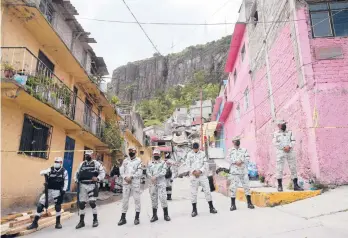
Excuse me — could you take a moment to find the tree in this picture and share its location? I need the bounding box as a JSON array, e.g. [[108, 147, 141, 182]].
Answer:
[[102, 120, 124, 163]]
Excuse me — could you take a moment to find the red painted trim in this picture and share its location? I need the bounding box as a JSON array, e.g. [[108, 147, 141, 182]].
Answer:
[[224, 23, 246, 73], [217, 101, 233, 128], [211, 96, 223, 121]]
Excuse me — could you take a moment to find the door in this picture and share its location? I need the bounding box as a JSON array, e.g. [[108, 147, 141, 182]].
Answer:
[[63, 136, 75, 191], [37, 50, 55, 77], [84, 99, 92, 129]]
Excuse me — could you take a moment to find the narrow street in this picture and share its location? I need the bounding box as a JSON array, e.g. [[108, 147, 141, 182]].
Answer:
[[25, 178, 348, 238]]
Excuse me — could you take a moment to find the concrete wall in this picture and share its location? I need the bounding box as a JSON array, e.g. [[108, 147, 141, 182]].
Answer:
[[1, 9, 111, 209], [223, 0, 348, 186]]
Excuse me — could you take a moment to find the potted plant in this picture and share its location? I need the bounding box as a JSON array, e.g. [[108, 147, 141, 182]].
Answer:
[[3, 62, 15, 78]]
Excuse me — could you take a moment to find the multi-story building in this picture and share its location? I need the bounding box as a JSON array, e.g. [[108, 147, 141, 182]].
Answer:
[[1, 0, 122, 209], [213, 0, 348, 187], [190, 100, 213, 123]]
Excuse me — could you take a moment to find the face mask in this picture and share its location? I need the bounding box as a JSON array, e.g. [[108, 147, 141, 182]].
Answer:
[[85, 155, 92, 161], [54, 162, 61, 169], [281, 124, 286, 131], [154, 156, 160, 160], [234, 141, 240, 147], [129, 152, 135, 158]]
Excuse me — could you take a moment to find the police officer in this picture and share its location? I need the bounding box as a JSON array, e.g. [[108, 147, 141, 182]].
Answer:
[[75, 150, 105, 229], [228, 136, 255, 211], [118, 147, 143, 226], [147, 149, 171, 222], [273, 120, 304, 192], [164, 152, 174, 200], [186, 142, 217, 217], [27, 157, 68, 230]]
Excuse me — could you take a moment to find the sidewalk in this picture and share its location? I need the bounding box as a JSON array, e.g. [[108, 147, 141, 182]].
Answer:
[[23, 177, 348, 238]]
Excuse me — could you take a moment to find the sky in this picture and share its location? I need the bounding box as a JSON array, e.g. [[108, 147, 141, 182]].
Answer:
[[70, 0, 243, 79]]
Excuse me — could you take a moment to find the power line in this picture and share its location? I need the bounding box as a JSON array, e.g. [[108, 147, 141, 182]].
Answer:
[[77, 17, 329, 26], [121, 0, 161, 55]]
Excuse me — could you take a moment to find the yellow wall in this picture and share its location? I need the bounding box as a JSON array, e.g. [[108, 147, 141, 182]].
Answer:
[[1, 9, 111, 209]]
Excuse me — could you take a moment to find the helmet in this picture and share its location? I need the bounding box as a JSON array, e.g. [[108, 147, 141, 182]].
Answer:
[[153, 149, 161, 156]]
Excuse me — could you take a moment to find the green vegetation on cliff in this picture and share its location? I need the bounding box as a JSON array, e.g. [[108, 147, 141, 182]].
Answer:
[[136, 70, 220, 127]]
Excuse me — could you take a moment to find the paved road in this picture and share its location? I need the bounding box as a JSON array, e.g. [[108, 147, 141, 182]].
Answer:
[[27, 178, 348, 238]]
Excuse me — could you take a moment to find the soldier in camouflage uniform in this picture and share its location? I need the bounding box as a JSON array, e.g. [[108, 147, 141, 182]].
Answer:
[[147, 149, 171, 222], [227, 136, 255, 211], [118, 147, 143, 226], [186, 142, 217, 217], [273, 120, 304, 192]]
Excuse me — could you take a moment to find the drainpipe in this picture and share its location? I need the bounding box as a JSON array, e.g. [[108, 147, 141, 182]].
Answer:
[[261, 0, 276, 119]]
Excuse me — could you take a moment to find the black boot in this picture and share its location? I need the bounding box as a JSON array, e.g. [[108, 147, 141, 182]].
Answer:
[[208, 201, 217, 214], [118, 213, 127, 226], [75, 215, 85, 229], [230, 197, 237, 211], [134, 212, 140, 225], [27, 215, 40, 230], [293, 178, 304, 191], [191, 203, 198, 217], [150, 208, 158, 223], [55, 216, 62, 229], [246, 195, 255, 209], [167, 194, 172, 200], [163, 207, 171, 221], [92, 214, 98, 228], [277, 179, 283, 192]]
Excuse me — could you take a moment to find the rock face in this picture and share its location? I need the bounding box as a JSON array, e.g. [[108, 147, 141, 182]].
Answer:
[[108, 36, 231, 103]]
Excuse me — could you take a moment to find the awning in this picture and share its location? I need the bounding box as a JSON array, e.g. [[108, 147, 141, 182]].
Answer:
[[217, 101, 233, 129], [225, 23, 246, 73], [203, 122, 218, 139]]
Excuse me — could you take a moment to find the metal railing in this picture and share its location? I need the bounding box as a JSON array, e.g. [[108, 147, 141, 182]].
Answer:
[[1, 47, 105, 140]]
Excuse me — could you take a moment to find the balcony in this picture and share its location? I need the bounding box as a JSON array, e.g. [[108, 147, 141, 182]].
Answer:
[[1, 47, 105, 141]]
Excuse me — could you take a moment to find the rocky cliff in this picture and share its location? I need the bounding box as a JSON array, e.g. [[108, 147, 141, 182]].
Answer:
[[108, 35, 231, 103]]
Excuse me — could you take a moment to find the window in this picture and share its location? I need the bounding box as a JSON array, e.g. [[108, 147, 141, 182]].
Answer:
[[37, 50, 55, 77], [233, 70, 237, 85], [19, 115, 52, 159], [241, 44, 246, 62], [39, 0, 54, 24], [235, 104, 241, 123], [253, 10, 259, 26], [244, 88, 250, 110], [309, 2, 348, 37]]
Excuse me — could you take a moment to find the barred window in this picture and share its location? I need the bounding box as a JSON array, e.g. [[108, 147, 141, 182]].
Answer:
[[309, 2, 348, 37], [18, 115, 52, 159]]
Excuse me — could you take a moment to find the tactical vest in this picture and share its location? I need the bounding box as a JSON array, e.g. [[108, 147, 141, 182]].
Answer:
[[48, 167, 65, 190], [78, 161, 99, 181]]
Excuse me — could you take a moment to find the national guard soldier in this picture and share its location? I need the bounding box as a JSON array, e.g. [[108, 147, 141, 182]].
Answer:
[[75, 150, 105, 229], [118, 147, 143, 226], [147, 149, 171, 222], [273, 120, 304, 192], [228, 136, 255, 211], [187, 142, 217, 217], [27, 157, 68, 230]]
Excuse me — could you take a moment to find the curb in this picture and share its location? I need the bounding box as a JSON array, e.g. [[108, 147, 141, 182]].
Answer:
[[213, 175, 322, 207]]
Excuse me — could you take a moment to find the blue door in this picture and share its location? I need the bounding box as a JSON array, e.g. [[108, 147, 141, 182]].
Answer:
[[63, 136, 75, 191]]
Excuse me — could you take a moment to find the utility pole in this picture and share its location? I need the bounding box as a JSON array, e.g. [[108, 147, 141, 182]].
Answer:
[[200, 88, 203, 151]]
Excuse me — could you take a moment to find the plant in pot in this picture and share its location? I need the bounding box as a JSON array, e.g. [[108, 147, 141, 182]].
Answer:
[[3, 62, 15, 78], [57, 86, 72, 115]]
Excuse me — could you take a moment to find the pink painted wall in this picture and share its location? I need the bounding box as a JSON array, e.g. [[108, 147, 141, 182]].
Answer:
[[218, 5, 348, 186], [223, 30, 258, 163]]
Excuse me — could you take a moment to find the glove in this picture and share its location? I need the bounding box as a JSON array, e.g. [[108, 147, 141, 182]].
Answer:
[[40, 168, 50, 176]]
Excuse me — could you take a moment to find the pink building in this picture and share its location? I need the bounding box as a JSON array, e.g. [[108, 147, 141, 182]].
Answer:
[[214, 0, 348, 187]]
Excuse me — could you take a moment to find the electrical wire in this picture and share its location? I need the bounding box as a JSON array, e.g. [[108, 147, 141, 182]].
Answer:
[[122, 0, 161, 55]]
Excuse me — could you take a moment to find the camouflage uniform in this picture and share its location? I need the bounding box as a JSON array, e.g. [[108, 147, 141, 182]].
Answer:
[[227, 147, 251, 197], [120, 157, 143, 213], [272, 129, 297, 179], [186, 150, 212, 203], [147, 160, 168, 209]]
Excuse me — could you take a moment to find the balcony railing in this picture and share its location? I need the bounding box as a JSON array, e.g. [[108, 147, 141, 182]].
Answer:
[[1, 47, 105, 140]]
